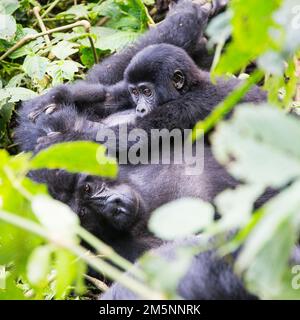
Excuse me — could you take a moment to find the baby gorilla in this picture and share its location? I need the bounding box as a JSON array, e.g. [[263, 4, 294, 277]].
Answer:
[[125, 43, 265, 119], [124, 43, 201, 117]]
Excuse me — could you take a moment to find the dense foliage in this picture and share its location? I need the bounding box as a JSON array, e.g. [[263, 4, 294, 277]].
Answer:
[[1, 0, 300, 300]]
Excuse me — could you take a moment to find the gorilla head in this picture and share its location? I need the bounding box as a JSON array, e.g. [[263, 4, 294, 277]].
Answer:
[[33, 169, 146, 237], [70, 174, 146, 233], [124, 44, 202, 117], [31, 168, 159, 262]]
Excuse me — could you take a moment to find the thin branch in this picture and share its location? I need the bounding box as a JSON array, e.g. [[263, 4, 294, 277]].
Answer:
[[84, 274, 109, 292], [78, 225, 143, 278], [0, 20, 98, 64], [96, 16, 110, 26], [33, 6, 51, 46], [41, 0, 61, 19]]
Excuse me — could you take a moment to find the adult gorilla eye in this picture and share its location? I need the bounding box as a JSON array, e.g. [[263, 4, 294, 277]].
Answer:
[[84, 183, 91, 193], [172, 70, 185, 90], [131, 88, 139, 96], [143, 88, 152, 97], [79, 208, 87, 217]]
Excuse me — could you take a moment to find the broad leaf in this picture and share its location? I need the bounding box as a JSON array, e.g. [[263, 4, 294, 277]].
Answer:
[[0, 14, 16, 40], [149, 198, 214, 240], [30, 141, 118, 178], [23, 54, 50, 80], [212, 104, 300, 188]]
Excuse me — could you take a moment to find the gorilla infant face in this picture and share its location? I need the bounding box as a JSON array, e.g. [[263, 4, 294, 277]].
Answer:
[[70, 174, 143, 233], [128, 82, 158, 117], [125, 44, 193, 117]]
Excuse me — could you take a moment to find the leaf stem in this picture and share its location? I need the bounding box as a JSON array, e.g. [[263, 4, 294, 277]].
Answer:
[[33, 6, 51, 46], [77, 226, 144, 279]]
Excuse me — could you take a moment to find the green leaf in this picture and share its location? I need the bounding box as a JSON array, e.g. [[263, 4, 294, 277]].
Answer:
[[212, 104, 300, 188], [273, 0, 300, 54], [236, 181, 300, 274], [0, 273, 25, 300], [235, 181, 300, 298], [57, 4, 89, 19], [23, 55, 50, 80], [0, 87, 37, 103], [257, 51, 285, 76], [0, 0, 19, 15], [79, 47, 102, 68], [80, 26, 141, 52], [30, 141, 118, 178], [139, 245, 195, 298], [214, 0, 281, 75], [93, 0, 150, 31], [215, 184, 264, 230], [149, 198, 214, 240], [54, 249, 79, 299], [31, 195, 79, 242], [0, 14, 16, 40], [27, 245, 52, 286], [46, 60, 83, 85], [207, 10, 232, 46], [51, 41, 78, 60], [9, 28, 44, 59], [6, 73, 26, 88]]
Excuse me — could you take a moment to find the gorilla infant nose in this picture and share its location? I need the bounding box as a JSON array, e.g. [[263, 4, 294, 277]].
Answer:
[[136, 107, 147, 116]]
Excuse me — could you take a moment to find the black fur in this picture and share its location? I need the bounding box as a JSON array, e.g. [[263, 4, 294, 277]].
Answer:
[[17, 45, 266, 156], [101, 237, 258, 300]]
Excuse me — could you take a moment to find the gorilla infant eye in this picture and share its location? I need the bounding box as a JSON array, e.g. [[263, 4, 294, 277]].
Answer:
[[131, 88, 139, 96], [142, 87, 152, 97]]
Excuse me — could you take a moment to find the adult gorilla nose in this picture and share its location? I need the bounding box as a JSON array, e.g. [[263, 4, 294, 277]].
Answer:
[[107, 194, 128, 212]]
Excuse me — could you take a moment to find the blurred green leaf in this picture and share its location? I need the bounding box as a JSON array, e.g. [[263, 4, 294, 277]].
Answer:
[[212, 104, 300, 188], [149, 198, 214, 240], [0, 0, 19, 15], [0, 14, 16, 40], [214, 0, 281, 75], [54, 249, 79, 299], [27, 245, 52, 287], [30, 141, 118, 178], [215, 184, 264, 230], [57, 4, 89, 19]]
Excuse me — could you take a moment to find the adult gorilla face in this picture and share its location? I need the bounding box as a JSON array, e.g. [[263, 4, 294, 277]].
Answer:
[[70, 174, 144, 233]]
